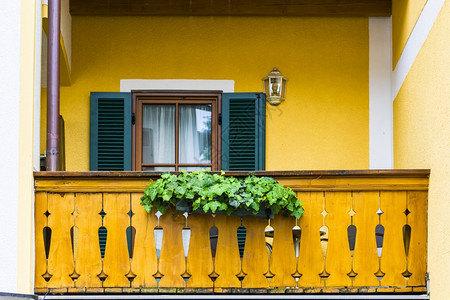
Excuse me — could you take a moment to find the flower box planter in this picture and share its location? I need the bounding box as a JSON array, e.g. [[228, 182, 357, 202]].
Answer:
[[141, 169, 304, 220], [175, 198, 275, 219]]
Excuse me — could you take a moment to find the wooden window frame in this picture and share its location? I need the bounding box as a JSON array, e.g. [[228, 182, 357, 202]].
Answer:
[[132, 91, 221, 171]]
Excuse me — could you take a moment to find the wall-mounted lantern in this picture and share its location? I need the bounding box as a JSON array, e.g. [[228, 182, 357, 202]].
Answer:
[[263, 67, 288, 105]]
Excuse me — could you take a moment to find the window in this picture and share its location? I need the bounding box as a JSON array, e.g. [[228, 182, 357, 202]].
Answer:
[[90, 92, 265, 172], [133, 93, 220, 171]]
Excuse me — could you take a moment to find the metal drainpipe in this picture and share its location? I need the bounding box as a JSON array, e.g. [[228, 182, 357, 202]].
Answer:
[[46, 0, 61, 171]]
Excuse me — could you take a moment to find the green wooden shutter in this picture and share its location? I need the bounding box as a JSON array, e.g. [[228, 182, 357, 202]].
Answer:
[[222, 93, 265, 171], [90, 92, 132, 171]]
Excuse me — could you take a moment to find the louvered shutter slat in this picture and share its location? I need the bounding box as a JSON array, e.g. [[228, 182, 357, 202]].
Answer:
[[90, 92, 132, 171], [222, 93, 265, 171]]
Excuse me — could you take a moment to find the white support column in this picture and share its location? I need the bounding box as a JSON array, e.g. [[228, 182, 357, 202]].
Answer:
[[0, 0, 21, 293], [34, 0, 42, 171], [17, 0, 38, 293], [369, 17, 393, 169]]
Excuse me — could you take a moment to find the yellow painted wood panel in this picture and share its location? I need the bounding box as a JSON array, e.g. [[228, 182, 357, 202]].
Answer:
[[276, 177, 429, 192], [214, 215, 241, 288], [186, 213, 213, 287], [35, 175, 429, 193], [131, 193, 158, 288], [33, 172, 429, 291], [352, 192, 379, 287], [74, 193, 103, 287], [35, 192, 48, 288], [35, 178, 151, 193], [270, 215, 297, 287], [241, 217, 269, 288], [47, 193, 75, 287], [325, 192, 352, 287], [103, 193, 131, 287], [158, 210, 185, 287], [298, 192, 324, 287], [380, 191, 407, 287], [407, 191, 427, 286]]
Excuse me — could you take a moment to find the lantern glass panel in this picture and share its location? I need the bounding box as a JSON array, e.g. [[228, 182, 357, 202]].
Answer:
[[281, 78, 287, 99], [269, 76, 282, 98]]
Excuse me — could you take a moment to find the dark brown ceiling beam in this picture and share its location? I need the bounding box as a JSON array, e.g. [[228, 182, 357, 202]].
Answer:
[[70, 0, 392, 17]]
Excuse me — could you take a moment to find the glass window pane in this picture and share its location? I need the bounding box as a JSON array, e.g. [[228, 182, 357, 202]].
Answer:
[[180, 166, 211, 172], [142, 105, 175, 164], [179, 105, 212, 164], [142, 166, 175, 171]]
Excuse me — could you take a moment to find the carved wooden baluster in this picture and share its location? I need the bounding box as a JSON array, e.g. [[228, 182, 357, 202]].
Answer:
[[264, 219, 275, 287], [125, 200, 137, 285], [236, 217, 247, 286], [291, 218, 302, 288], [319, 193, 330, 286], [181, 212, 192, 286], [402, 192, 412, 282], [374, 192, 386, 284], [69, 195, 80, 285], [347, 192, 358, 284], [42, 200, 53, 283], [153, 211, 164, 288], [41, 191, 53, 283], [97, 195, 108, 284], [208, 214, 220, 289]]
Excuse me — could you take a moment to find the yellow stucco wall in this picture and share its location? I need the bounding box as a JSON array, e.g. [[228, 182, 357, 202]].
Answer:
[[40, 87, 46, 155], [392, 0, 428, 68], [393, 1, 449, 299], [42, 16, 370, 171]]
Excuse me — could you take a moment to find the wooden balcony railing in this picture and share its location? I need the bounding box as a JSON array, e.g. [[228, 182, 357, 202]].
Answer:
[[34, 170, 429, 295]]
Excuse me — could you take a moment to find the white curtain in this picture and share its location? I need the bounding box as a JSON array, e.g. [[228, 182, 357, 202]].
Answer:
[[142, 104, 211, 170], [142, 105, 175, 170], [179, 105, 211, 165]]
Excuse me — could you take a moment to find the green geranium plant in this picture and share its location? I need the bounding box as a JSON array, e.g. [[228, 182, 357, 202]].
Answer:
[[140, 169, 304, 219]]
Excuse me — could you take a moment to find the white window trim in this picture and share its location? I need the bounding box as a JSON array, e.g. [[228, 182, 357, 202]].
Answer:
[[120, 79, 234, 93]]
